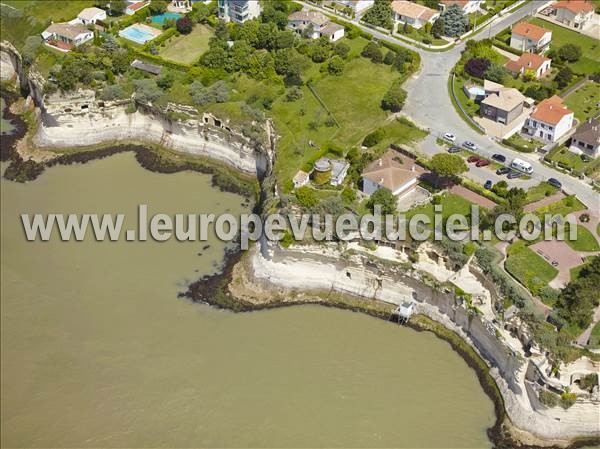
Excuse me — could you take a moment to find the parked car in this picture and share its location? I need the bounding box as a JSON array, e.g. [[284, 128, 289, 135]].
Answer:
[[547, 177, 562, 188], [484, 180, 493, 189], [507, 171, 523, 179], [443, 132, 456, 143], [467, 155, 480, 163], [491, 154, 506, 163], [496, 167, 511, 175], [448, 146, 461, 153], [463, 141, 478, 151], [476, 159, 490, 167]]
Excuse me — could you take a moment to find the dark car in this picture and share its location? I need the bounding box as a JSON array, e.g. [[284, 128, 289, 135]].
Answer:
[[547, 177, 562, 188], [507, 171, 523, 179], [448, 146, 461, 154], [467, 155, 480, 163], [496, 166, 511, 175], [476, 159, 490, 167], [492, 154, 506, 163], [484, 180, 493, 190]]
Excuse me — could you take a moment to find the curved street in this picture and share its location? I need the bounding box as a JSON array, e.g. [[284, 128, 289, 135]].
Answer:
[[300, 1, 599, 210]]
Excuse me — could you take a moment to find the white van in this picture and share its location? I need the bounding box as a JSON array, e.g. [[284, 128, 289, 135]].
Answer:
[[510, 158, 533, 174]]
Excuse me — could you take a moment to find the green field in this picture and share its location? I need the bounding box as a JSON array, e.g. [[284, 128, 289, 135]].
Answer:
[[505, 240, 558, 295], [526, 182, 558, 204], [530, 18, 600, 74], [1, 0, 94, 48], [564, 82, 600, 122], [158, 25, 213, 65], [535, 195, 587, 216], [406, 193, 475, 232], [566, 225, 600, 252]]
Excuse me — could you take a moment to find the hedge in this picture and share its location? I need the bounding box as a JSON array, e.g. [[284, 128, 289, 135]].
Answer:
[[460, 177, 507, 206], [502, 138, 536, 153], [493, 39, 523, 56], [126, 45, 192, 71]]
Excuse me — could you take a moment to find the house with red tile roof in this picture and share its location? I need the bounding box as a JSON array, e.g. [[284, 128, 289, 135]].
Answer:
[[439, 0, 483, 14], [125, 1, 149, 15], [510, 21, 552, 53], [391, 1, 440, 29], [524, 96, 574, 143], [505, 53, 552, 78], [362, 150, 425, 197], [41, 22, 93, 51], [552, 1, 595, 30]]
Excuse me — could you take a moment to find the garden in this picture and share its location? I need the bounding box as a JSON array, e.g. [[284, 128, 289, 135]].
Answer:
[[157, 24, 213, 64], [505, 240, 558, 296]]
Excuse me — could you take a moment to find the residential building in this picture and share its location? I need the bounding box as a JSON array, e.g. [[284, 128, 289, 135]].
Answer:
[[330, 160, 350, 186], [41, 23, 93, 51], [569, 118, 600, 157], [505, 52, 552, 78], [292, 170, 310, 188], [480, 80, 526, 125], [332, 0, 375, 13], [552, 1, 595, 30], [76, 7, 106, 25], [362, 151, 424, 197], [524, 95, 574, 143], [125, 1, 149, 15], [510, 21, 552, 53], [391, 1, 440, 29], [287, 10, 345, 41], [131, 59, 163, 75], [169, 0, 193, 12], [439, 0, 483, 15], [218, 0, 261, 23]]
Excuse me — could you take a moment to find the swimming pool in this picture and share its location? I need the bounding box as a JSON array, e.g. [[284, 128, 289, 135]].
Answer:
[[150, 12, 182, 24], [119, 24, 161, 44]]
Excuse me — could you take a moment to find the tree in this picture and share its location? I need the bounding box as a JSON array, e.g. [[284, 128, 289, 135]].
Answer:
[[440, 4, 468, 37], [555, 66, 573, 89], [362, 128, 385, 147], [133, 79, 163, 104], [189, 80, 230, 105], [464, 57, 491, 78], [524, 85, 553, 101], [431, 18, 444, 38], [423, 0, 439, 8], [327, 56, 344, 75], [522, 68, 536, 82], [275, 30, 295, 49], [341, 187, 357, 204], [484, 64, 509, 83], [361, 41, 383, 63], [362, 0, 393, 30], [381, 80, 407, 112], [157, 70, 174, 89], [285, 86, 303, 102], [558, 43, 582, 63], [333, 42, 350, 59], [555, 256, 600, 329], [22, 35, 41, 66], [109, 0, 126, 15], [383, 50, 396, 65], [367, 187, 396, 215], [295, 186, 318, 208], [149, 0, 168, 14], [430, 153, 467, 178], [100, 84, 126, 101], [176, 16, 193, 34], [505, 187, 527, 217]]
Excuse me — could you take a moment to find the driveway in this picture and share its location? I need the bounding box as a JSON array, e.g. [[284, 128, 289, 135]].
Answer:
[[530, 240, 595, 289]]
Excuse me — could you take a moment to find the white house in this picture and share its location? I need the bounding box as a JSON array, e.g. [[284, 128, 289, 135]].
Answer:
[[504, 52, 552, 78], [330, 160, 350, 186], [361, 151, 424, 197], [287, 10, 345, 41], [41, 23, 94, 51], [439, 0, 483, 15], [217, 0, 261, 23], [332, 0, 375, 13], [552, 0, 595, 30], [524, 96, 574, 143], [510, 21, 552, 53], [292, 170, 310, 188], [391, 0, 440, 30], [76, 7, 106, 25]]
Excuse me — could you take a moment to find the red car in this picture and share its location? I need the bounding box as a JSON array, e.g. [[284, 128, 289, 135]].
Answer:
[[476, 159, 490, 167], [467, 155, 480, 163]]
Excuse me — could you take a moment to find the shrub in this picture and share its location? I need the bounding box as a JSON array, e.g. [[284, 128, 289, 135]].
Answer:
[[381, 80, 407, 112], [560, 389, 577, 409], [465, 58, 491, 78], [285, 86, 303, 102], [295, 186, 318, 208], [333, 42, 350, 59], [555, 66, 573, 89], [383, 50, 396, 65], [538, 389, 559, 408], [327, 55, 344, 75], [100, 84, 126, 101], [579, 373, 598, 392], [341, 187, 356, 204], [558, 44, 582, 63], [361, 41, 383, 63], [363, 128, 385, 147]]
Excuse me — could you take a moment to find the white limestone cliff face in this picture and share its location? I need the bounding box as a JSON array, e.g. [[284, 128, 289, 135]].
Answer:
[[33, 91, 262, 175]]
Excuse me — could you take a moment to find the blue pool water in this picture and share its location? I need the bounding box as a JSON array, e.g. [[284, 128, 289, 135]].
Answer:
[[150, 12, 182, 24], [119, 25, 159, 44]]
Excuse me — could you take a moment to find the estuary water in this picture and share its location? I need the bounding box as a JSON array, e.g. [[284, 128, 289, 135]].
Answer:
[[1, 152, 495, 448]]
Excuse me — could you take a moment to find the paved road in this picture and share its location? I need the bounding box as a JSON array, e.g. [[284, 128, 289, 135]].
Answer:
[[300, 1, 599, 210]]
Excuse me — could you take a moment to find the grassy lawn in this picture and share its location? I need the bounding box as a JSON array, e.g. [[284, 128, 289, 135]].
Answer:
[[504, 133, 543, 153], [405, 193, 475, 232], [530, 18, 600, 75], [158, 25, 213, 65], [505, 240, 558, 295], [566, 225, 600, 252], [526, 182, 558, 203], [1, 0, 94, 48], [545, 145, 599, 175], [564, 82, 600, 122], [536, 195, 587, 216], [589, 321, 600, 349]]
